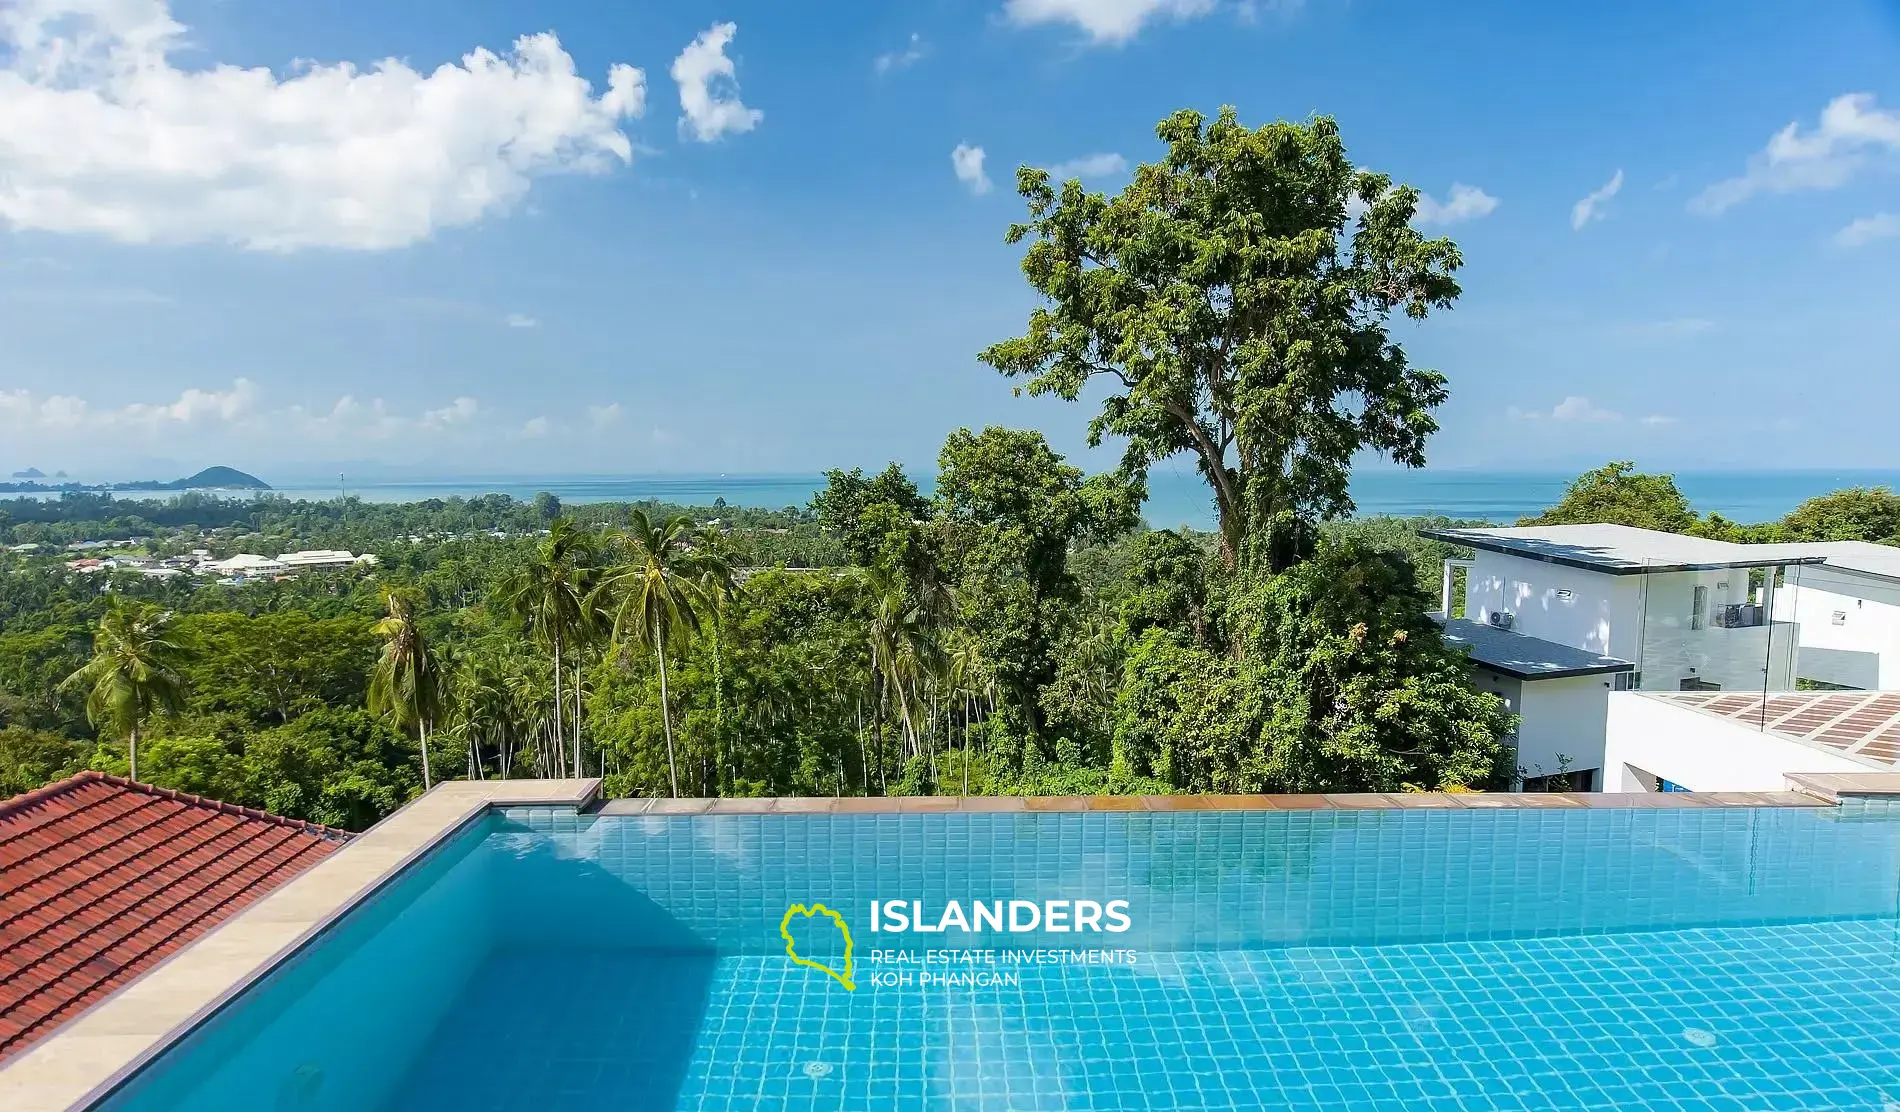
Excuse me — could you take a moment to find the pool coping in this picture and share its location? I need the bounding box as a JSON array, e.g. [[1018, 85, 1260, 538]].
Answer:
[[0, 779, 601, 1112], [7, 775, 1897, 1111], [594, 789, 1837, 813]]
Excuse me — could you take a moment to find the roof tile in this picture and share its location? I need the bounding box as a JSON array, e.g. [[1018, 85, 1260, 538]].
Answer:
[[0, 771, 348, 1062]]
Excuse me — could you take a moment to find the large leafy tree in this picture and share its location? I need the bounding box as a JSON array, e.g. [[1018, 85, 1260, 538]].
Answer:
[[1520, 461, 1698, 532], [1781, 488, 1900, 544], [935, 426, 1137, 737], [591, 510, 734, 796], [982, 107, 1462, 573], [1115, 539, 1513, 793], [60, 598, 189, 781], [502, 517, 600, 777], [367, 587, 442, 790]]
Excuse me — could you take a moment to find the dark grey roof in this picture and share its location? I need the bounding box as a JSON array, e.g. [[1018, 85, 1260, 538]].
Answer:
[[1433, 616, 1634, 681], [1420, 523, 1829, 575]]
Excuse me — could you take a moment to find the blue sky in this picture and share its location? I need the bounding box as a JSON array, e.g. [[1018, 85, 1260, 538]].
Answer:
[[0, 0, 1896, 483]]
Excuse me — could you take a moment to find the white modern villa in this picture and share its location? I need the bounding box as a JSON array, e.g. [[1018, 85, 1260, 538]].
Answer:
[[1426, 523, 1900, 793]]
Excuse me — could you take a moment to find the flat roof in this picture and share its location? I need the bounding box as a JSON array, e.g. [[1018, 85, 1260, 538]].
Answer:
[[1648, 690, 1900, 769], [1421, 523, 1831, 575], [1783, 540, 1900, 586], [1434, 616, 1634, 680]]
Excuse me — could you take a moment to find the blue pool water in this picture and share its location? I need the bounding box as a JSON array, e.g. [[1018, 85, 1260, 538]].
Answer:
[[97, 805, 1900, 1111]]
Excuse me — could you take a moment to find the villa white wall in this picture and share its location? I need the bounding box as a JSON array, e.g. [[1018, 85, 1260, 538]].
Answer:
[[1602, 692, 1870, 792], [1470, 555, 1800, 693], [1516, 674, 1614, 783], [1465, 667, 1613, 785], [1467, 552, 1625, 655], [1777, 568, 1900, 689]]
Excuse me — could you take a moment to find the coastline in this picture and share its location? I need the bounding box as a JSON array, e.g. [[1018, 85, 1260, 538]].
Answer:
[[7, 468, 1900, 529]]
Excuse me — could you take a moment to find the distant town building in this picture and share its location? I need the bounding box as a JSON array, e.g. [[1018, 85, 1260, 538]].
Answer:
[[278, 550, 377, 572]]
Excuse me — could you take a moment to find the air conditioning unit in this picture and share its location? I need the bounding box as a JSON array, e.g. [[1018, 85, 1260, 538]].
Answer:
[[1487, 610, 1515, 631]]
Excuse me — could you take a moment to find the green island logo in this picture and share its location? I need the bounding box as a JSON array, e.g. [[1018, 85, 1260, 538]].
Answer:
[[780, 902, 855, 990]]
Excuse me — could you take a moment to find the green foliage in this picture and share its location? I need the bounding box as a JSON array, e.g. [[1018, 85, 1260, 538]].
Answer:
[[0, 725, 90, 797], [1520, 461, 1699, 532], [810, 465, 932, 570], [174, 611, 376, 726], [1228, 540, 1514, 792], [1117, 529, 1214, 643], [1780, 488, 1900, 543], [60, 598, 189, 780], [1114, 540, 1513, 794], [982, 107, 1462, 572]]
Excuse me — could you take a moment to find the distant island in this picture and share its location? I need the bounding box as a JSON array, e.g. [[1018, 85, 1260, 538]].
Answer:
[[0, 465, 271, 494]]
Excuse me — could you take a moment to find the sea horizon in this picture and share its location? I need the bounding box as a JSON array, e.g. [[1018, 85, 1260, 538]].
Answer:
[[15, 466, 1897, 529]]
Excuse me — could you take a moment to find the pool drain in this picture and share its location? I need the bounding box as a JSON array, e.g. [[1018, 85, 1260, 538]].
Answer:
[[802, 1061, 834, 1079], [1683, 1028, 1717, 1048]]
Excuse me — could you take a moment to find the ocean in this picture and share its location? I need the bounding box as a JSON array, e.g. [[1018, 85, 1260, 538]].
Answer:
[[219, 467, 1900, 529]]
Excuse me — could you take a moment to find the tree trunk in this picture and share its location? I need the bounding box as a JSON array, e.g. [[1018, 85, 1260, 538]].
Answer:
[[656, 622, 680, 798], [551, 636, 566, 777], [129, 722, 140, 782], [571, 659, 584, 779], [420, 719, 434, 789]]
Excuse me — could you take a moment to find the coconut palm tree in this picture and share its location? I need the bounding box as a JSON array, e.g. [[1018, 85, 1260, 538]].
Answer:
[[860, 566, 952, 765], [502, 517, 599, 777], [589, 511, 733, 797], [60, 598, 189, 781], [368, 587, 443, 790]]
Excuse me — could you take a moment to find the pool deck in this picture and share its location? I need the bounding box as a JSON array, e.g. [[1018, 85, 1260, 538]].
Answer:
[[8, 773, 1900, 1111]]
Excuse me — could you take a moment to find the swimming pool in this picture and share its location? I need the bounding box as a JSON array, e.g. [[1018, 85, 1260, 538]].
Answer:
[[90, 801, 1900, 1111]]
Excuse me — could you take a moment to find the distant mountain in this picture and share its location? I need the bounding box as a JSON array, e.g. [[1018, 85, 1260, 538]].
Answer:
[[170, 466, 270, 490], [0, 465, 270, 494], [10, 467, 44, 479]]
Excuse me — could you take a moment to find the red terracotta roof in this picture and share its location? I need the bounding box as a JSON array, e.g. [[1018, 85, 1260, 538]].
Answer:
[[0, 772, 349, 1062]]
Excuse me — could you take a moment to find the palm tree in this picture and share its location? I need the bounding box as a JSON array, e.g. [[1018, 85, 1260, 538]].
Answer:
[[60, 598, 188, 781], [860, 566, 952, 766], [448, 658, 514, 780], [502, 517, 599, 777], [368, 587, 443, 790], [588, 511, 733, 796]]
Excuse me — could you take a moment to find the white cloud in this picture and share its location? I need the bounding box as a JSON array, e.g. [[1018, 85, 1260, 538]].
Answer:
[[1692, 93, 1900, 215], [1834, 212, 1900, 248], [420, 397, 479, 429], [1413, 183, 1499, 225], [505, 313, 539, 329], [952, 143, 991, 195], [0, 380, 653, 459], [875, 33, 926, 74], [1550, 396, 1621, 423], [1046, 153, 1128, 180], [1, 379, 262, 431], [0, 1, 645, 251], [1508, 395, 1678, 427], [1003, 0, 1218, 44], [1570, 169, 1623, 231], [671, 22, 762, 143]]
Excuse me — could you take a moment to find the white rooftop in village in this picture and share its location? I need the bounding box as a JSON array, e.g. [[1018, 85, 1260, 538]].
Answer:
[[1422, 523, 1835, 575]]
